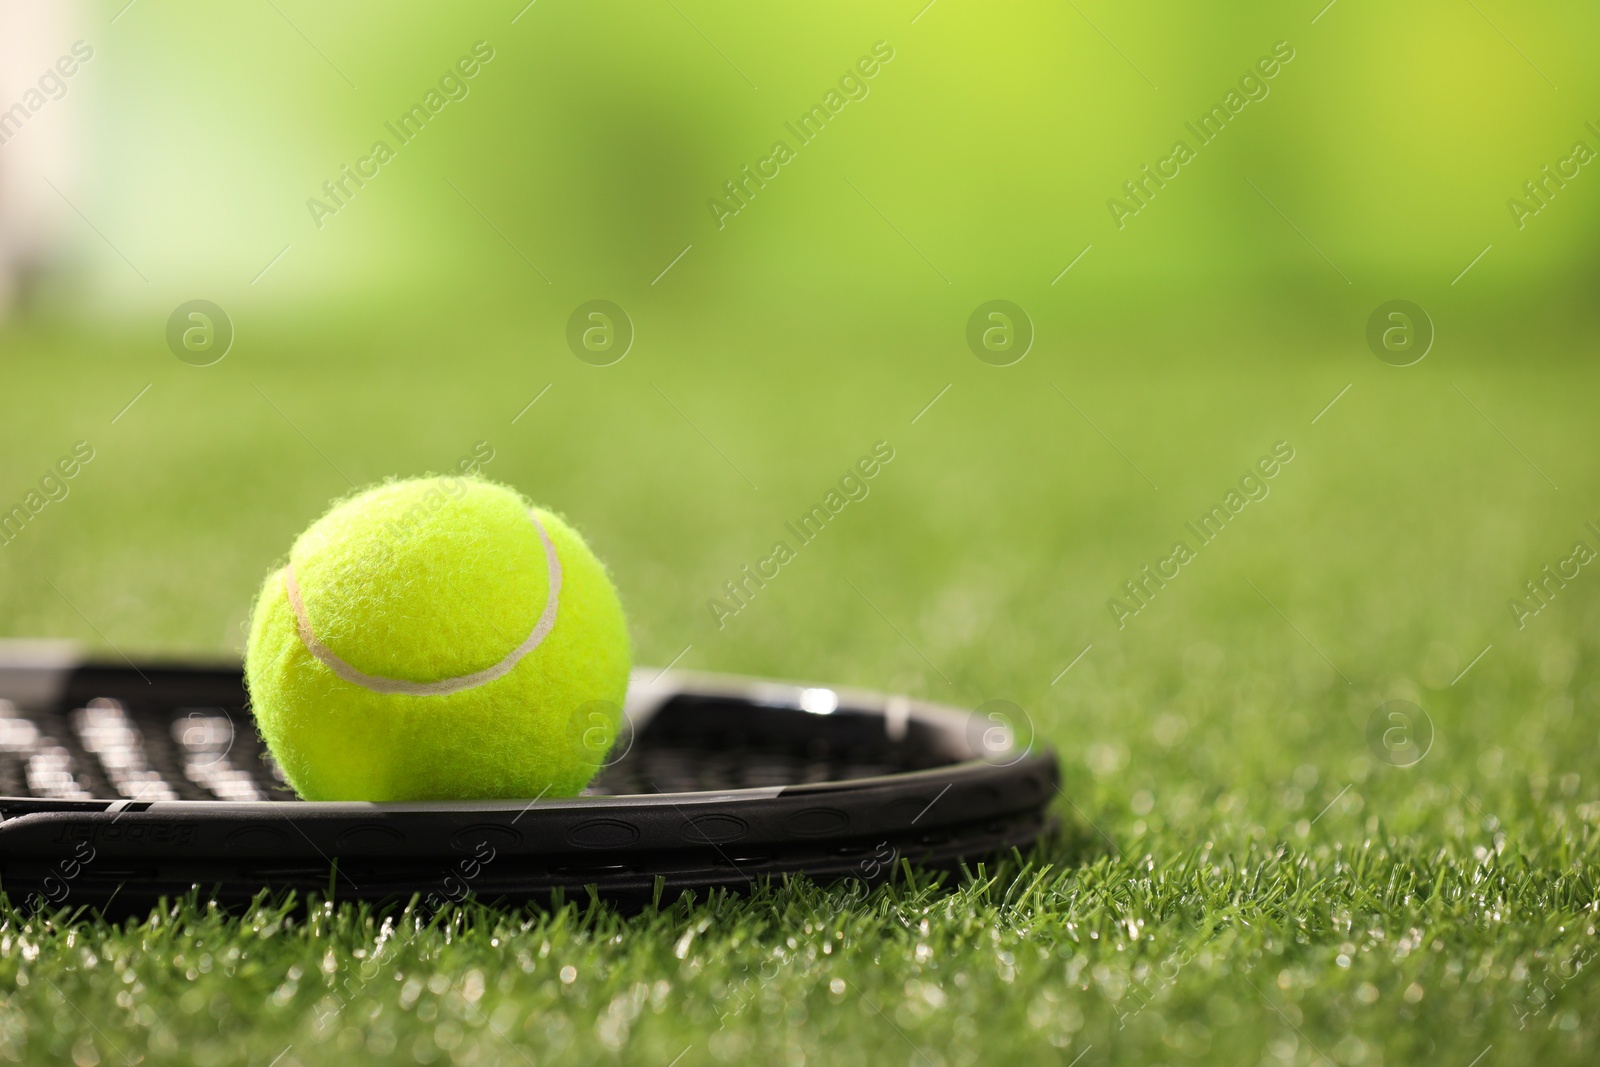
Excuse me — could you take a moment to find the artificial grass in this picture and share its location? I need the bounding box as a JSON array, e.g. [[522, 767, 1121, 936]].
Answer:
[[3, 842, 1597, 1065], [2, 296, 1598, 1064]]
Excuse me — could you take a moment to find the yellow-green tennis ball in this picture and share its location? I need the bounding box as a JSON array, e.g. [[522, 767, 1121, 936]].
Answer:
[[244, 476, 630, 801]]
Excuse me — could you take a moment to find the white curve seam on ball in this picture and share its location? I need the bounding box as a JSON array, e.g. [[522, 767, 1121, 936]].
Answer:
[[283, 509, 562, 696]]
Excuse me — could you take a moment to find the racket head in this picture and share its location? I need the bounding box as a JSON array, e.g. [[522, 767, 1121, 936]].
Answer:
[[0, 647, 1059, 914]]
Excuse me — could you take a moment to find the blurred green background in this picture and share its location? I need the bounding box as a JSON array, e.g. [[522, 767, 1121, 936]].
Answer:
[[5, 3, 1600, 1063], [49, 0, 1600, 308], [3, 0, 1596, 674]]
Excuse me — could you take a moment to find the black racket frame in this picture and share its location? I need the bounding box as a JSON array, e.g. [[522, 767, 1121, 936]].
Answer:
[[0, 653, 1058, 913]]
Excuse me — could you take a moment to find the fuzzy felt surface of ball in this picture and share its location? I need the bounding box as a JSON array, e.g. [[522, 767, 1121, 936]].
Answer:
[[245, 476, 630, 801]]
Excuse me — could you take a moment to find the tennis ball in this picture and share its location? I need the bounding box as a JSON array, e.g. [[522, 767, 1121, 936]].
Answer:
[[245, 476, 630, 802]]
